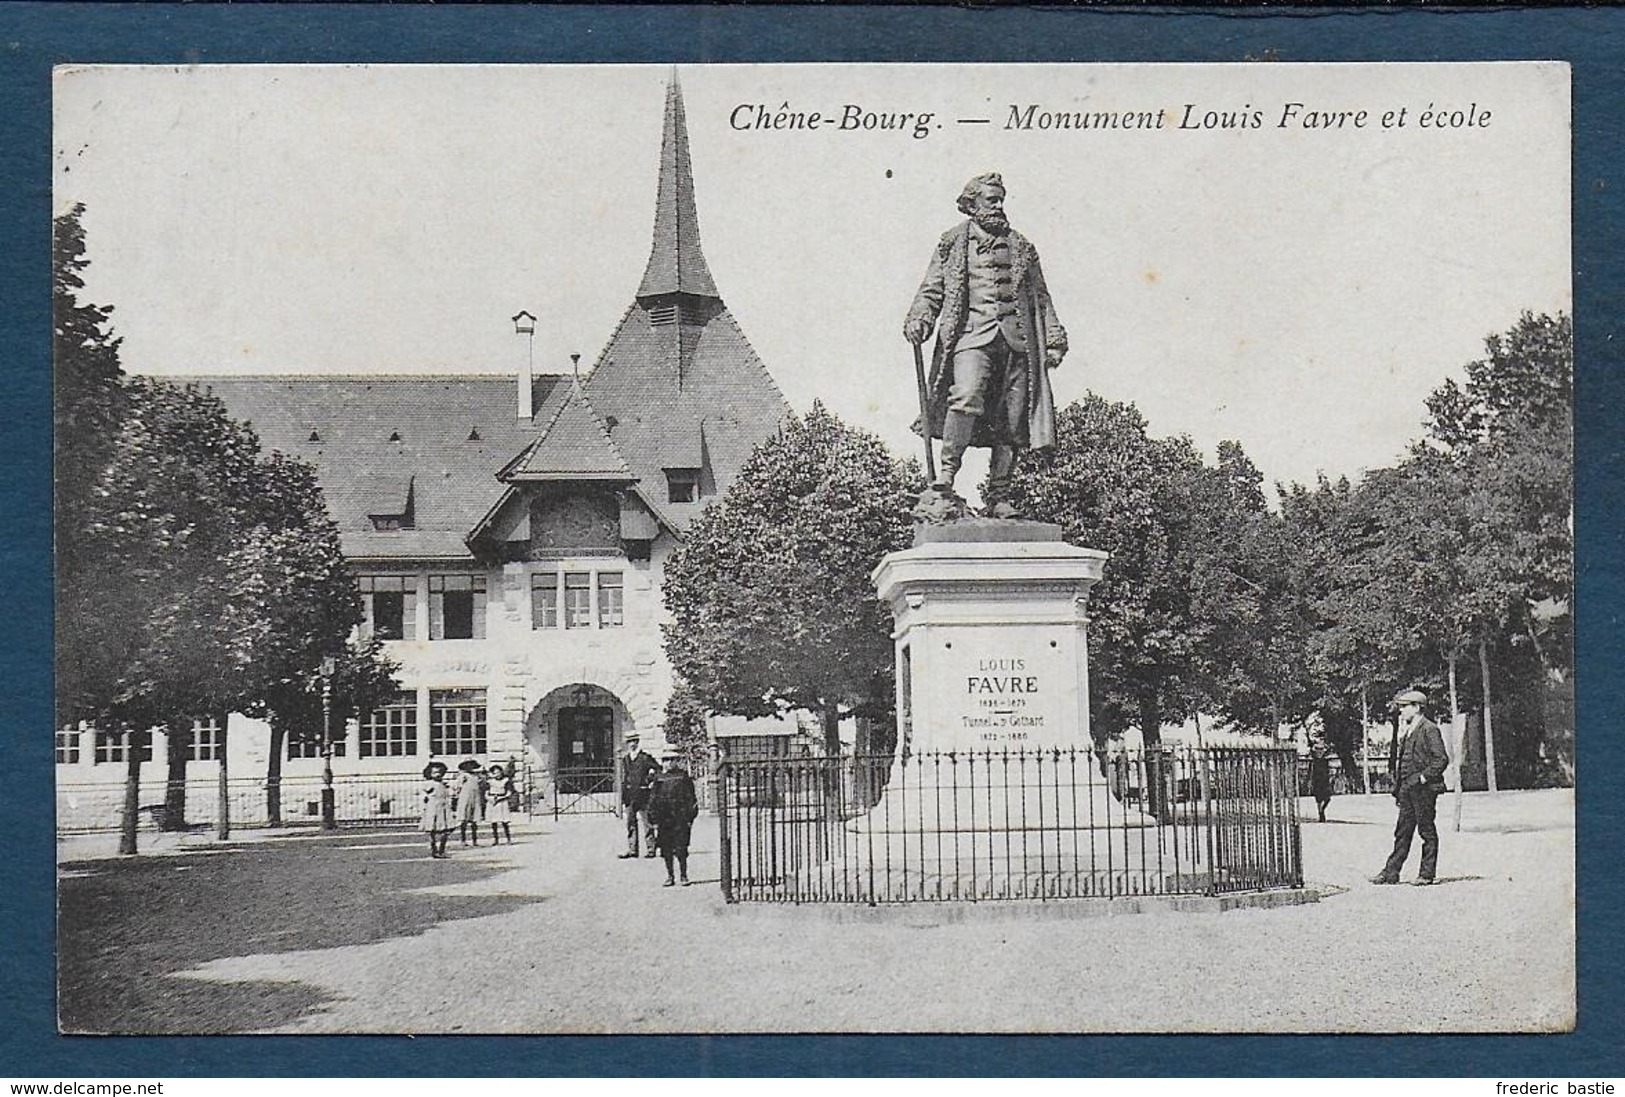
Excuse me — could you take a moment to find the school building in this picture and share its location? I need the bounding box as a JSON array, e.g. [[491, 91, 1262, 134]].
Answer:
[[55, 75, 791, 830]]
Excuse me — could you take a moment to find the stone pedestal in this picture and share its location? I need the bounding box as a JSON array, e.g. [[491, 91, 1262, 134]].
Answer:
[[816, 522, 1160, 900], [873, 519, 1107, 757]]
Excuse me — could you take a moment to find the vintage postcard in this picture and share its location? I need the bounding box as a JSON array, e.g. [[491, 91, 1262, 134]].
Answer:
[[53, 62, 1572, 1034]]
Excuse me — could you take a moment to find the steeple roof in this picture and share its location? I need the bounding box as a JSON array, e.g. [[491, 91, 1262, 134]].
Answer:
[[636, 73, 719, 301]]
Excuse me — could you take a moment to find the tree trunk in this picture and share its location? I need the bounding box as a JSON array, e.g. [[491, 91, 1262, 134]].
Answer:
[[1138, 696, 1170, 822], [267, 720, 285, 827], [118, 730, 144, 856], [1360, 686, 1373, 795], [821, 704, 841, 756], [162, 719, 189, 831], [1448, 651, 1465, 832], [1478, 639, 1499, 793], [216, 721, 231, 840], [1524, 616, 1559, 683]]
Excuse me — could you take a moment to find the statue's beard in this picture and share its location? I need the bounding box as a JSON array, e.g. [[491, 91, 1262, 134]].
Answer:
[[973, 211, 1009, 234]]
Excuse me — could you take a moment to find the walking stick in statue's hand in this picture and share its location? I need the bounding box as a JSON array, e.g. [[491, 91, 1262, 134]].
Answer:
[[911, 340, 938, 485]]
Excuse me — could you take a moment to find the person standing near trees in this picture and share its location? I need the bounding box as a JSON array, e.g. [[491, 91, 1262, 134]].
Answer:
[[1372, 690, 1450, 886], [649, 747, 700, 887], [618, 732, 660, 859], [903, 172, 1068, 516], [1310, 748, 1334, 823]]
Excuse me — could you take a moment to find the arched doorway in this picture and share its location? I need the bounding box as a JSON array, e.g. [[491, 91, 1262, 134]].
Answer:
[[524, 683, 634, 813]]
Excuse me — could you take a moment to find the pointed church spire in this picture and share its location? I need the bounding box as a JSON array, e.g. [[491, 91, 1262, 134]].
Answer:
[[636, 72, 720, 301]]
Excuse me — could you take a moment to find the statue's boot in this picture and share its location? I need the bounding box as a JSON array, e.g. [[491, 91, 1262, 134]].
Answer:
[[934, 411, 975, 496], [984, 445, 1021, 519]]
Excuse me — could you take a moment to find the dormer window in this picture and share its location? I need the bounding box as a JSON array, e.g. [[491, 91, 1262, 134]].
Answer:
[[363, 474, 414, 531], [666, 468, 701, 504]]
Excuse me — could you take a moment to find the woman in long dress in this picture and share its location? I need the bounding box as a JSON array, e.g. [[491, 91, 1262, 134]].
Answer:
[[420, 761, 454, 858]]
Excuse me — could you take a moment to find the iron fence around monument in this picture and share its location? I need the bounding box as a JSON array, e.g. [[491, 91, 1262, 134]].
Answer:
[[716, 745, 1303, 904]]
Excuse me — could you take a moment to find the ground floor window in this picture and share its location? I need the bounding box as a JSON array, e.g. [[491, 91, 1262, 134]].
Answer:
[[188, 716, 225, 761], [55, 726, 80, 765], [288, 728, 348, 760], [93, 730, 152, 765], [430, 689, 487, 756], [361, 692, 420, 758]]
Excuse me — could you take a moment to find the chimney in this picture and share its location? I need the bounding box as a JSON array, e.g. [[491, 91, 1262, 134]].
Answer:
[[512, 310, 537, 420]]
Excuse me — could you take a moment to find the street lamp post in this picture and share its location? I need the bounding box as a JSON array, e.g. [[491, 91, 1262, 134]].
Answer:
[[320, 655, 337, 831]]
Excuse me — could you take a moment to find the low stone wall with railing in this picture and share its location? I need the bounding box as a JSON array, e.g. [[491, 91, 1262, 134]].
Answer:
[[716, 745, 1303, 904]]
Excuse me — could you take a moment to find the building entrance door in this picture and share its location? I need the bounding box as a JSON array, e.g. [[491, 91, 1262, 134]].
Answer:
[[556, 706, 615, 797]]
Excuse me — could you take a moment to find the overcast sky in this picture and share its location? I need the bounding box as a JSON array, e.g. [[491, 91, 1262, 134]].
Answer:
[[53, 62, 1571, 493]]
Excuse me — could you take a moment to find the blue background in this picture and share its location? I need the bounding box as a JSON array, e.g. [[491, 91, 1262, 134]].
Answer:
[[2, 3, 1620, 1078]]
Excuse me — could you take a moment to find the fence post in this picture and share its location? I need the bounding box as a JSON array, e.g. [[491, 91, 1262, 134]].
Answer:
[[716, 760, 734, 903]]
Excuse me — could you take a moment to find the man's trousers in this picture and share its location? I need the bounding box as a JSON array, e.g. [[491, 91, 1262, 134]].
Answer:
[[1380, 782, 1440, 882], [625, 804, 655, 855]]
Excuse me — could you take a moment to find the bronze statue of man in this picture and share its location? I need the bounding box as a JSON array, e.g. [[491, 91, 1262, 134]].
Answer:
[[904, 172, 1068, 517]]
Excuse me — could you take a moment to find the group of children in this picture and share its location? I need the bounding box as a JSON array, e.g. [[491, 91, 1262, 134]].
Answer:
[[419, 758, 518, 858]]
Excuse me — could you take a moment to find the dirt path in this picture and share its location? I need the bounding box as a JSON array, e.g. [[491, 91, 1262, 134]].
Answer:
[[58, 790, 1573, 1033]]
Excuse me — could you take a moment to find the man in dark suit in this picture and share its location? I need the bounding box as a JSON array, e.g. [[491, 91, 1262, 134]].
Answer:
[[618, 732, 661, 859], [1372, 689, 1450, 886]]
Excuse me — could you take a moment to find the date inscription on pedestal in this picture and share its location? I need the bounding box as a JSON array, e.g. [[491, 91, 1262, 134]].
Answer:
[[962, 657, 1046, 741]]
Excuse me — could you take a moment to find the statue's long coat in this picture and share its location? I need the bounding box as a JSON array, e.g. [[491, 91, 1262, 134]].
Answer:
[[905, 221, 1068, 449]]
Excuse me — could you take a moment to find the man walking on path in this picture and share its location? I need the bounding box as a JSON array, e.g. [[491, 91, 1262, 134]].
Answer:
[[618, 732, 661, 859], [1372, 689, 1450, 886]]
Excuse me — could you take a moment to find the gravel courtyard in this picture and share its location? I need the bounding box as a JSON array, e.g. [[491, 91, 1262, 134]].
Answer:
[[57, 788, 1574, 1034]]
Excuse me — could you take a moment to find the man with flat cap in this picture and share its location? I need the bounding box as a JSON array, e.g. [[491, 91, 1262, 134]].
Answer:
[[618, 732, 660, 859], [1372, 689, 1450, 886], [904, 172, 1068, 517]]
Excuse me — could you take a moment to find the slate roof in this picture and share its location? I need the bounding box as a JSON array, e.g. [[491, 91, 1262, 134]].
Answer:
[[502, 383, 632, 481], [175, 374, 563, 560], [162, 72, 788, 560], [584, 301, 788, 532]]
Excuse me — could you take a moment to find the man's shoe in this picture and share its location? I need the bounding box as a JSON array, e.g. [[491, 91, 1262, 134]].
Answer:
[[985, 501, 1021, 520], [1412, 877, 1438, 886], [1369, 874, 1399, 885], [681, 878, 692, 887], [644, 852, 658, 859], [618, 852, 637, 859], [662, 878, 675, 888]]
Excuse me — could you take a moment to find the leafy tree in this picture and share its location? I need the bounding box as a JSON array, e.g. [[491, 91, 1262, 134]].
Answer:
[[1006, 396, 1209, 755], [661, 680, 712, 775], [54, 207, 398, 847], [54, 205, 128, 717], [662, 403, 919, 753], [1182, 441, 1314, 736], [1280, 475, 1404, 785], [1424, 311, 1573, 785]]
